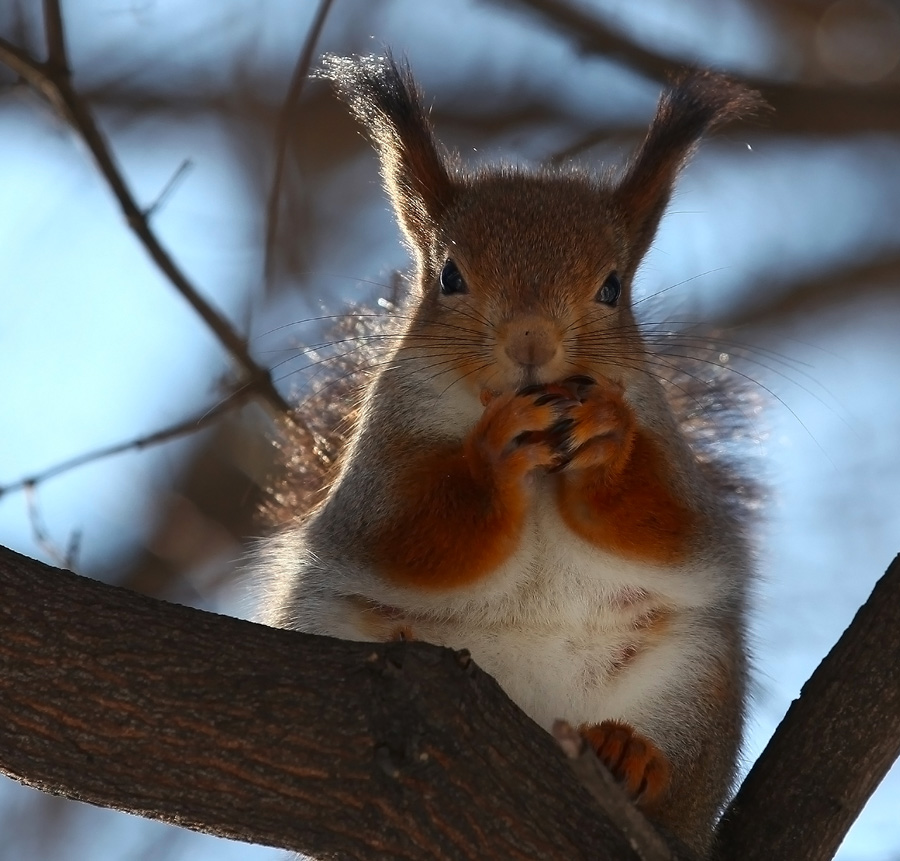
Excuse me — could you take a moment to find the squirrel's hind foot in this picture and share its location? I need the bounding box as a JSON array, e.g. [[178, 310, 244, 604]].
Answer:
[[580, 719, 671, 809]]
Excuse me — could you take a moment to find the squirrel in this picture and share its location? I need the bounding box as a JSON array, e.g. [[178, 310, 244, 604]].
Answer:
[[258, 54, 763, 858]]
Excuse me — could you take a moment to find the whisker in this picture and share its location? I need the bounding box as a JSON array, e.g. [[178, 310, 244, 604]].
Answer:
[[635, 340, 851, 429], [631, 269, 728, 308]]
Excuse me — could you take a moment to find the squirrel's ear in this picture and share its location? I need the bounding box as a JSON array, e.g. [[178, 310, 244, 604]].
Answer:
[[614, 71, 764, 270], [322, 54, 457, 254]]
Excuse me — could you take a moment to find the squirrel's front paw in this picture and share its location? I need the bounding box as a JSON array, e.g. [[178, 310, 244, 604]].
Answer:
[[472, 386, 578, 478], [580, 720, 670, 808], [551, 375, 635, 472]]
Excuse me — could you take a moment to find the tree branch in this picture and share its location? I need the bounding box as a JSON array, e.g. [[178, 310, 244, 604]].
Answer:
[[719, 252, 900, 332], [0, 387, 254, 500], [264, 0, 335, 288], [494, 0, 900, 134], [41, 0, 68, 75], [2, 542, 898, 859], [713, 554, 900, 860], [0, 545, 652, 860], [0, 35, 294, 420], [554, 720, 674, 861]]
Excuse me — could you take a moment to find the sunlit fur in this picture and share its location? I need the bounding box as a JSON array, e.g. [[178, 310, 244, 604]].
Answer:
[[258, 55, 763, 857]]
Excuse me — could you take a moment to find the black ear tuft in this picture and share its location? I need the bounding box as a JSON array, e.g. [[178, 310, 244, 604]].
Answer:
[[615, 70, 766, 271], [321, 54, 457, 252], [653, 70, 765, 148]]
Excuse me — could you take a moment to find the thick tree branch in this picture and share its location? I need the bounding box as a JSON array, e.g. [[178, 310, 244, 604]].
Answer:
[[713, 554, 900, 860], [2, 543, 898, 859], [494, 0, 900, 134], [0, 545, 656, 860]]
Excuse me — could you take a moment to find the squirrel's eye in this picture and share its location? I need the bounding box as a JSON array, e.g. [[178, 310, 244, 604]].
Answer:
[[596, 271, 621, 307], [439, 259, 467, 295]]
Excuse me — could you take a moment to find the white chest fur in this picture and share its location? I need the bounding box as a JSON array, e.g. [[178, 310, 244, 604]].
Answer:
[[326, 483, 725, 735]]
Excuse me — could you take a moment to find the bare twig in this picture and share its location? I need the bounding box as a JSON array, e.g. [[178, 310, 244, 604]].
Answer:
[[0, 36, 46, 91], [41, 0, 68, 74], [145, 158, 194, 218], [264, 0, 335, 288], [0, 388, 254, 500], [553, 720, 674, 861], [491, 0, 671, 81], [0, 32, 295, 420], [23, 485, 81, 570]]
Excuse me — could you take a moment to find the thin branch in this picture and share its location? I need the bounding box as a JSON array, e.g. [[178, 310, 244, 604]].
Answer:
[[264, 0, 335, 288], [0, 388, 255, 500], [23, 485, 81, 570], [492, 0, 672, 81], [145, 158, 194, 218], [0, 37, 295, 420], [0, 35, 50, 92], [713, 554, 900, 861], [41, 0, 68, 74]]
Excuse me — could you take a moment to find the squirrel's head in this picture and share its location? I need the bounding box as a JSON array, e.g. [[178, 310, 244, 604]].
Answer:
[[322, 54, 762, 397]]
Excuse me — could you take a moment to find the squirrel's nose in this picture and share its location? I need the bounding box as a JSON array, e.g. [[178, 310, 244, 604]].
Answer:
[[504, 319, 558, 368]]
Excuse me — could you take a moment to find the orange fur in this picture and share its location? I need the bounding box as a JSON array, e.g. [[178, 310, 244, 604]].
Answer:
[[581, 720, 672, 809], [557, 383, 695, 564], [370, 379, 694, 586], [371, 443, 522, 589], [371, 388, 568, 589]]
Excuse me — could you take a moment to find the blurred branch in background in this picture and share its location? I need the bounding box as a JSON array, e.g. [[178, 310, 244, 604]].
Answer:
[[264, 0, 334, 289], [495, 0, 900, 132], [0, 3, 294, 418], [722, 251, 900, 331]]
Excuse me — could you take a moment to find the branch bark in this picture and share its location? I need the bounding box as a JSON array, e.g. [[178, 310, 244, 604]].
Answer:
[[713, 554, 900, 860], [0, 545, 653, 860], [1, 543, 898, 859]]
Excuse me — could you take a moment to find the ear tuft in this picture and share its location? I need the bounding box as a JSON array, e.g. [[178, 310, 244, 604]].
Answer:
[[321, 53, 456, 252], [616, 70, 766, 270]]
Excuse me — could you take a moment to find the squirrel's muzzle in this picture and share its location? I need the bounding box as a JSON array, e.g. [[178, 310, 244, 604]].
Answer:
[[503, 316, 560, 369]]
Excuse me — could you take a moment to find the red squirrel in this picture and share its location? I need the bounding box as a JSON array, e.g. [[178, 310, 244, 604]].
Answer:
[[259, 54, 762, 857]]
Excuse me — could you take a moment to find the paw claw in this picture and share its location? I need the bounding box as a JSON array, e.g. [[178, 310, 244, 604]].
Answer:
[[516, 383, 546, 397], [548, 417, 576, 435]]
